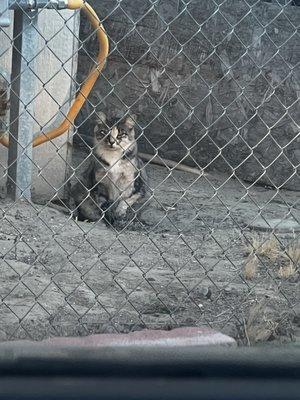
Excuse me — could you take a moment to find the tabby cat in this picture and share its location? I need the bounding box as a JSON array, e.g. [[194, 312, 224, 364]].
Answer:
[[71, 112, 148, 225]]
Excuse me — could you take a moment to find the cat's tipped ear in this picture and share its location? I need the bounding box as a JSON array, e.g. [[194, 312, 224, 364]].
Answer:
[[125, 114, 137, 129], [95, 111, 107, 124], [93, 124, 99, 135]]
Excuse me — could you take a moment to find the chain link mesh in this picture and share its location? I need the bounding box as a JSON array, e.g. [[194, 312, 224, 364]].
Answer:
[[0, 0, 299, 345]]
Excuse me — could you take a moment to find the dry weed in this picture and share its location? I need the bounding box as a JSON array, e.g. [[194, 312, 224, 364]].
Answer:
[[278, 242, 299, 279], [244, 255, 258, 280], [245, 234, 280, 262], [244, 235, 300, 280], [278, 264, 297, 279], [286, 243, 300, 266], [243, 298, 278, 345]]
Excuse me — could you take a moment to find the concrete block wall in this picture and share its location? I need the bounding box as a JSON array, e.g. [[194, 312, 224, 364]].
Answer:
[[76, 0, 300, 191]]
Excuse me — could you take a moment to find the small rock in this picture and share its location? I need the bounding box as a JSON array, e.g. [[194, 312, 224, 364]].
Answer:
[[15, 210, 23, 220], [197, 287, 212, 300]]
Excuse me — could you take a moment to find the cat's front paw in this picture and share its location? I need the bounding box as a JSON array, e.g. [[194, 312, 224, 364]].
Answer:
[[102, 203, 126, 227], [101, 201, 116, 225], [115, 200, 128, 217], [101, 201, 129, 227]]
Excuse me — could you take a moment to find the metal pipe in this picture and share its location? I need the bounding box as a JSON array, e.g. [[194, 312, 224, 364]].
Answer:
[[8, 0, 69, 10], [7, 8, 38, 200], [0, 1, 108, 149]]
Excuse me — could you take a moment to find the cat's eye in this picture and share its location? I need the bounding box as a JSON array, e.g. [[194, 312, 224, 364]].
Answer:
[[120, 129, 127, 137], [96, 129, 107, 137]]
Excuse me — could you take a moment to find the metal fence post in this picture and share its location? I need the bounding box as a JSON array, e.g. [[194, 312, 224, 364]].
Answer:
[[7, 8, 38, 200]]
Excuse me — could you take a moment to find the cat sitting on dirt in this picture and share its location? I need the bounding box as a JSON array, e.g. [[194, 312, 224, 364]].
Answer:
[[71, 112, 149, 225]]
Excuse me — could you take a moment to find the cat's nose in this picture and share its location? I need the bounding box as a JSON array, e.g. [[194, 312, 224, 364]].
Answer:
[[108, 136, 116, 146]]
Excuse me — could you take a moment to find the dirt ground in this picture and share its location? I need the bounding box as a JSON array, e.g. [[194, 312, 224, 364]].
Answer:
[[0, 165, 299, 345]]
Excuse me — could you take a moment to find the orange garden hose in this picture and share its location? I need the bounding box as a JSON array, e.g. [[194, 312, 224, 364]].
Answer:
[[0, 0, 109, 148]]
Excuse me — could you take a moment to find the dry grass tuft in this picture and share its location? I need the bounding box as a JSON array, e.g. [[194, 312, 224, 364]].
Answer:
[[279, 242, 300, 279], [244, 255, 258, 280], [242, 298, 278, 345], [245, 234, 280, 262], [244, 235, 300, 280], [286, 243, 300, 266], [244, 234, 281, 280], [278, 264, 297, 279]]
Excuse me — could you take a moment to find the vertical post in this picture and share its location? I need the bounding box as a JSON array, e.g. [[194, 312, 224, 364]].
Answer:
[[7, 8, 38, 200]]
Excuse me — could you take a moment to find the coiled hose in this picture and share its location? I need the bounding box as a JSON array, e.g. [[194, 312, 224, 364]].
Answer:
[[0, 0, 109, 148]]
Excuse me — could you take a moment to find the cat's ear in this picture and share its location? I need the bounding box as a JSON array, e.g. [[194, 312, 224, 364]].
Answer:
[[93, 124, 99, 135], [96, 111, 107, 124], [125, 114, 137, 129]]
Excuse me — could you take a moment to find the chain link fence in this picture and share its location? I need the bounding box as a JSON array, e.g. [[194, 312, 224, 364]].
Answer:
[[0, 0, 299, 345]]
